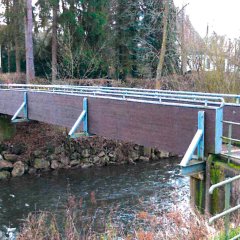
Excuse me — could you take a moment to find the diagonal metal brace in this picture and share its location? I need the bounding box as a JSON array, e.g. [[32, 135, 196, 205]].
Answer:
[[11, 92, 29, 123], [68, 98, 88, 139], [180, 111, 205, 175]]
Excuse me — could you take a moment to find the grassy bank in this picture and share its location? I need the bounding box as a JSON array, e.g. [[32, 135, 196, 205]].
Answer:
[[17, 195, 215, 240]]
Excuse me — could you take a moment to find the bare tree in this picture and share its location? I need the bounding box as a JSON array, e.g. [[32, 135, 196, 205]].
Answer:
[[52, 1, 58, 82], [25, 0, 35, 83], [156, 0, 169, 87]]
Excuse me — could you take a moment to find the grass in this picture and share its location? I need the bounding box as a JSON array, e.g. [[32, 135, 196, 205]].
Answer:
[[17, 194, 215, 240]]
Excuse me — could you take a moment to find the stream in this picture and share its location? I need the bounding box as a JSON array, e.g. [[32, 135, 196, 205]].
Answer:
[[0, 157, 189, 239]]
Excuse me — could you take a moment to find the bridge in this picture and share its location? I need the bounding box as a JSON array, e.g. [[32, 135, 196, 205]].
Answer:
[[0, 84, 240, 175], [2, 84, 240, 239]]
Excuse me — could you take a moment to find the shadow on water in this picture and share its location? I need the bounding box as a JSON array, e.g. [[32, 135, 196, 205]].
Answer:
[[0, 157, 189, 238]]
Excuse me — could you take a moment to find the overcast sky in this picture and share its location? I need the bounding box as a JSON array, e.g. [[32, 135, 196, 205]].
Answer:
[[174, 0, 240, 39]]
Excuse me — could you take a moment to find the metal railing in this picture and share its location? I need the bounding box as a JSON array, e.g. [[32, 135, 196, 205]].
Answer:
[[222, 121, 240, 162], [0, 84, 225, 109], [209, 175, 240, 240]]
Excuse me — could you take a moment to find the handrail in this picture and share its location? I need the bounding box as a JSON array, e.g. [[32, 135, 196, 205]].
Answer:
[[223, 121, 240, 126], [209, 175, 240, 240], [0, 83, 239, 99], [209, 175, 240, 194], [0, 84, 225, 109], [221, 120, 240, 162]]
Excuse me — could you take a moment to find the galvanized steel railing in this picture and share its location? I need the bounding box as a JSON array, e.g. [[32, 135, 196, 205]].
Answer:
[[0, 84, 225, 109], [222, 121, 240, 162], [209, 175, 240, 240]]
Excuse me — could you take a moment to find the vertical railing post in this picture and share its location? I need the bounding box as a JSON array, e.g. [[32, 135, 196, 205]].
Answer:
[[83, 97, 88, 135], [224, 182, 231, 240], [227, 124, 233, 163], [198, 111, 205, 160], [24, 92, 28, 120]]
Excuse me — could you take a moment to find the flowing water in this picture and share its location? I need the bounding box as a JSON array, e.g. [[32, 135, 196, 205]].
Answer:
[[0, 157, 189, 239]]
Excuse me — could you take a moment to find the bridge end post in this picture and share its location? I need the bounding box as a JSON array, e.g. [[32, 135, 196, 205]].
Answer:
[[215, 107, 223, 154]]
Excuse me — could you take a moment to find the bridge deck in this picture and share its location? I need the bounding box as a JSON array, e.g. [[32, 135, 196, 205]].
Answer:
[[0, 84, 240, 158]]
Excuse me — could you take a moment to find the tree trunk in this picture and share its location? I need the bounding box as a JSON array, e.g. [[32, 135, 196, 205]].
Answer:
[[15, 40, 21, 74], [0, 45, 2, 73], [52, 1, 58, 82], [25, 0, 35, 84], [7, 45, 11, 73], [6, 0, 11, 73], [14, 0, 21, 74], [156, 0, 169, 88], [181, 7, 187, 74]]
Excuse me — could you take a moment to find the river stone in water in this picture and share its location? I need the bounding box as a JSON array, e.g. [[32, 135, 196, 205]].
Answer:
[[51, 160, 60, 169], [70, 160, 80, 167], [34, 158, 50, 169], [139, 156, 150, 162], [0, 160, 13, 170], [12, 161, 25, 177], [0, 171, 10, 180], [130, 151, 139, 161]]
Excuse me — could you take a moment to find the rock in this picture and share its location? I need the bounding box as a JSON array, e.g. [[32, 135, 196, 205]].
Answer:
[[54, 146, 63, 155], [160, 151, 170, 158], [60, 156, 70, 166], [93, 156, 100, 163], [0, 171, 10, 180], [108, 152, 115, 158], [28, 168, 37, 175], [70, 160, 80, 167], [49, 154, 57, 161], [81, 164, 93, 169], [102, 155, 110, 163], [71, 152, 81, 160], [33, 150, 42, 158], [33, 158, 50, 169], [128, 158, 137, 165], [98, 151, 105, 157], [51, 160, 60, 170], [0, 160, 13, 170], [12, 161, 26, 177], [0, 155, 3, 161], [151, 152, 158, 161], [3, 153, 18, 163], [139, 156, 150, 162], [82, 149, 90, 158], [130, 151, 139, 161], [11, 143, 26, 155], [144, 147, 152, 157]]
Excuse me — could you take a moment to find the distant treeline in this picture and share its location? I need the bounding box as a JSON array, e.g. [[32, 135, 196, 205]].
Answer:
[[0, 0, 180, 82]]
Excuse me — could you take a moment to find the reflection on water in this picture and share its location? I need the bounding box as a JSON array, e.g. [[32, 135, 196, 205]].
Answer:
[[0, 158, 189, 239]]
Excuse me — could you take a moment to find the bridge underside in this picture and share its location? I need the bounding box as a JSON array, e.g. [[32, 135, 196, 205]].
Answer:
[[0, 90, 223, 156]]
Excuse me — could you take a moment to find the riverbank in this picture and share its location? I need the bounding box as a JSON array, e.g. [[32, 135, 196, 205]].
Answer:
[[0, 119, 175, 181]]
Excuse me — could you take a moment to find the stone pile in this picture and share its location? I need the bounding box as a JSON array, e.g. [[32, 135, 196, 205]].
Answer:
[[0, 137, 174, 180]]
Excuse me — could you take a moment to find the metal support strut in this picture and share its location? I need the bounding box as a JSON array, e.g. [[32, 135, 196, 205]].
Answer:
[[180, 111, 205, 175], [11, 92, 28, 123], [68, 98, 88, 138]]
